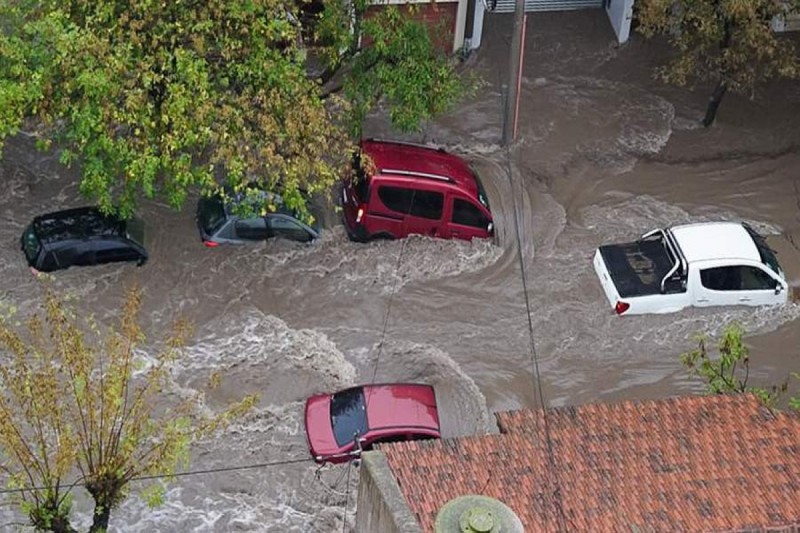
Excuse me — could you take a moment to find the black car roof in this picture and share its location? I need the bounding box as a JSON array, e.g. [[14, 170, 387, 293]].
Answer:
[[32, 207, 126, 245]]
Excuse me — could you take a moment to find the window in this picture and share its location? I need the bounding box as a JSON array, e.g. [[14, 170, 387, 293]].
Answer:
[[54, 244, 89, 268], [268, 216, 313, 243], [352, 152, 370, 202], [378, 186, 412, 214], [93, 241, 141, 265], [39, 251, 59, 272], [744, 224, 783, 275], [234, 218, 269, 240], [700, 266, 777, 291], [214, 220, 236, 240], [739, 266, 777, 290], [378, 186, 443, 220], [452, 199, 489, 228], [410, 190, 444, 220], [471, 167, 491, 210], [197, 197, 227, 236], [330, 388, 368, 447]]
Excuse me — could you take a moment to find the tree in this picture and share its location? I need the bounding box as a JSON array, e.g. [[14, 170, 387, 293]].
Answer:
[[0, 0, 467, 219], [681, 322, 799, 409], [0, 286, 257, 532], [313, 0, 466, 136], [636, 0, 800, 127]]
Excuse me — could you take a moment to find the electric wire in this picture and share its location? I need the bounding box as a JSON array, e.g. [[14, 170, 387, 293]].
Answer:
[[368, 188, 417, 389], [500, 76, 570, 530]]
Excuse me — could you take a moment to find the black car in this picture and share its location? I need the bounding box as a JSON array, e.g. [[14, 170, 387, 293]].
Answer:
[[196, 190, 319, 247], [21, 207, 148, 273]]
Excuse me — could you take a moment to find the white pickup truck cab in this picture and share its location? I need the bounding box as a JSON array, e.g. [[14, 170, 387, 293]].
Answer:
[[593, 222, 790, 315]]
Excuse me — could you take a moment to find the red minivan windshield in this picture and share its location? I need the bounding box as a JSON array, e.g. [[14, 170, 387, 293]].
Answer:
[[472, 166, 491, 210]]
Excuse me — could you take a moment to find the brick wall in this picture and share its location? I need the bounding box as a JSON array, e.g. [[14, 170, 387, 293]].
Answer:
[[364, 2, 459, 54]]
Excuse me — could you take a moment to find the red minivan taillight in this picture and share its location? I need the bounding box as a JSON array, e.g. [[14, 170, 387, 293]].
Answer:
[[615, 301, 630, 315], [356, 205, 365, 224]]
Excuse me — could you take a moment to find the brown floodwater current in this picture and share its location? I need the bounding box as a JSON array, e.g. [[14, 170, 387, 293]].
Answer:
[[1, 11, 799, 532]]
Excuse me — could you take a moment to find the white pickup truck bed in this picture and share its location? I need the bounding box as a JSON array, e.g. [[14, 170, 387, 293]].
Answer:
[[597, 240, 677, 297]]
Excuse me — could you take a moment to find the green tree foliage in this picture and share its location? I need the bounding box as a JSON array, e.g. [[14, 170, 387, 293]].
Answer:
[[320, 2, 465, 136], [0, 0, 466, 218], [636, 0, 800, 126], [0, 286, 257, 532], [680, 322, 798, 409]]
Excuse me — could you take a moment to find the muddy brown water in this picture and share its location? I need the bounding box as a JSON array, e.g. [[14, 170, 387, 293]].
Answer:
[[1, 10, 799, 532]]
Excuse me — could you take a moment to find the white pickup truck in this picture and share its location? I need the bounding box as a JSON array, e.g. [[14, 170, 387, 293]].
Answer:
[[593, 222, 791, 315]]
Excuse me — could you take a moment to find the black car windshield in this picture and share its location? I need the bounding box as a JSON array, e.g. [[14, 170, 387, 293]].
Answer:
[[330, 387, 368, 447], [21, 225, 40, 262], [125, 216, 146, 247], [744, 224, 782, 274], [198, 197, 227, 236]]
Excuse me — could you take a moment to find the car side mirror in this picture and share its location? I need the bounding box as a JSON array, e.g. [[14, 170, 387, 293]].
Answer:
[[487, 222, 494, 234], [775, 284, 784, 295]]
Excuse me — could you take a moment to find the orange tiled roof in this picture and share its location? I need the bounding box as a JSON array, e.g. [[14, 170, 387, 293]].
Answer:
[[381, 394, 800, 532]]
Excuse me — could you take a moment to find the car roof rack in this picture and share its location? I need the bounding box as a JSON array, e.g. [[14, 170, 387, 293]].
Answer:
[[381, 168, 455, 183], [366, 137, 446, 153]]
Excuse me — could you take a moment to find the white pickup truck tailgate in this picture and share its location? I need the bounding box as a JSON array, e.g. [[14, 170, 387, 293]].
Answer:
[[593, 249, 620, 310]]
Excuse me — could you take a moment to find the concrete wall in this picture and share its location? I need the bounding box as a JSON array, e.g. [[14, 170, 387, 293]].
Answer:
[[355, 452, 423, 533], [605, 0, 634, 43]]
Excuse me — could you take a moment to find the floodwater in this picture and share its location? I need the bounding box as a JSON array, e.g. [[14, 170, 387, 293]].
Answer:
[[1, 9, 800, 532]]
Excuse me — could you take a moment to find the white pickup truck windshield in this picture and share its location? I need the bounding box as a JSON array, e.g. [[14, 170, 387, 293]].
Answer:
[[744, 225, 782, 275]]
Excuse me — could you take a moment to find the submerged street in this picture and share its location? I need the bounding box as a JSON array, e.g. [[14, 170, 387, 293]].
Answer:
[[1, 10, 799, 532]]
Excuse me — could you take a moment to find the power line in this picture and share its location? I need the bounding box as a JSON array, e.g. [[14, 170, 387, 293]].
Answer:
[[500, 85, 569, 530], [368, 236, 410, 387], [0, 457, 311, 495], [367, 188, 417, 391]]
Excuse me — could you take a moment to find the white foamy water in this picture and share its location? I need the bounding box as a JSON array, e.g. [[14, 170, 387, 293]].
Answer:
[[2, 10, 800, 532]]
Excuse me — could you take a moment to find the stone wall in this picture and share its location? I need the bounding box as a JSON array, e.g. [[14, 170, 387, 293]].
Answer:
[[355, 452, 422, 533]]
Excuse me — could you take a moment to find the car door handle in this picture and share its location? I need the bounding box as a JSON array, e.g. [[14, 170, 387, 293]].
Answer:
[[739, 297, 752, 302], [696, 298, 710, 303]]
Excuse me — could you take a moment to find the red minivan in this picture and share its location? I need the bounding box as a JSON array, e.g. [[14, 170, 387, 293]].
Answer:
[[341, 139, 494, 242]]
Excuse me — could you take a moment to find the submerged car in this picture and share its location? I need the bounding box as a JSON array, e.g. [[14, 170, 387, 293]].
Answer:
[[304, 383, 441, 464], [341, 139, 494, 242], [196, 189, 319, 247], [21, 206, 147, 273]]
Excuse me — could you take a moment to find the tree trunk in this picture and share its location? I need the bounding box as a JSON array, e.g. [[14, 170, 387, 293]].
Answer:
[[50, 516, 78, 533], [89, 503, 111, 533], [702, 78, 728, 127]]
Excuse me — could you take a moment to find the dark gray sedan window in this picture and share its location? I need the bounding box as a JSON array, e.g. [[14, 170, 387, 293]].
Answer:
[[234, 218, 269, 240], [268, 216, 313, 242]]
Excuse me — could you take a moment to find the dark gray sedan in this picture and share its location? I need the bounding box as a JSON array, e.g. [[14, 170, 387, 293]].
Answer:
[[196, 192, 319, 247]]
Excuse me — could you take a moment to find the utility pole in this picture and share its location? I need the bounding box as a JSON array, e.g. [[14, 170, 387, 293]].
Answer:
[[502, 0, 526, 145]]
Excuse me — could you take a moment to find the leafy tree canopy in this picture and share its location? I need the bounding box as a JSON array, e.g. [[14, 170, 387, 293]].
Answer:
[[0, 0, 466, 218], [637, 0, 800, 126], [333, 3, 465, 134], [681, 322, 799, 410], [0, 286, 257, 532]]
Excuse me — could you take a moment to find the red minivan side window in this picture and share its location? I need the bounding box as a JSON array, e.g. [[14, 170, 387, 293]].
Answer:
[[377, 186, 444, 220]]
